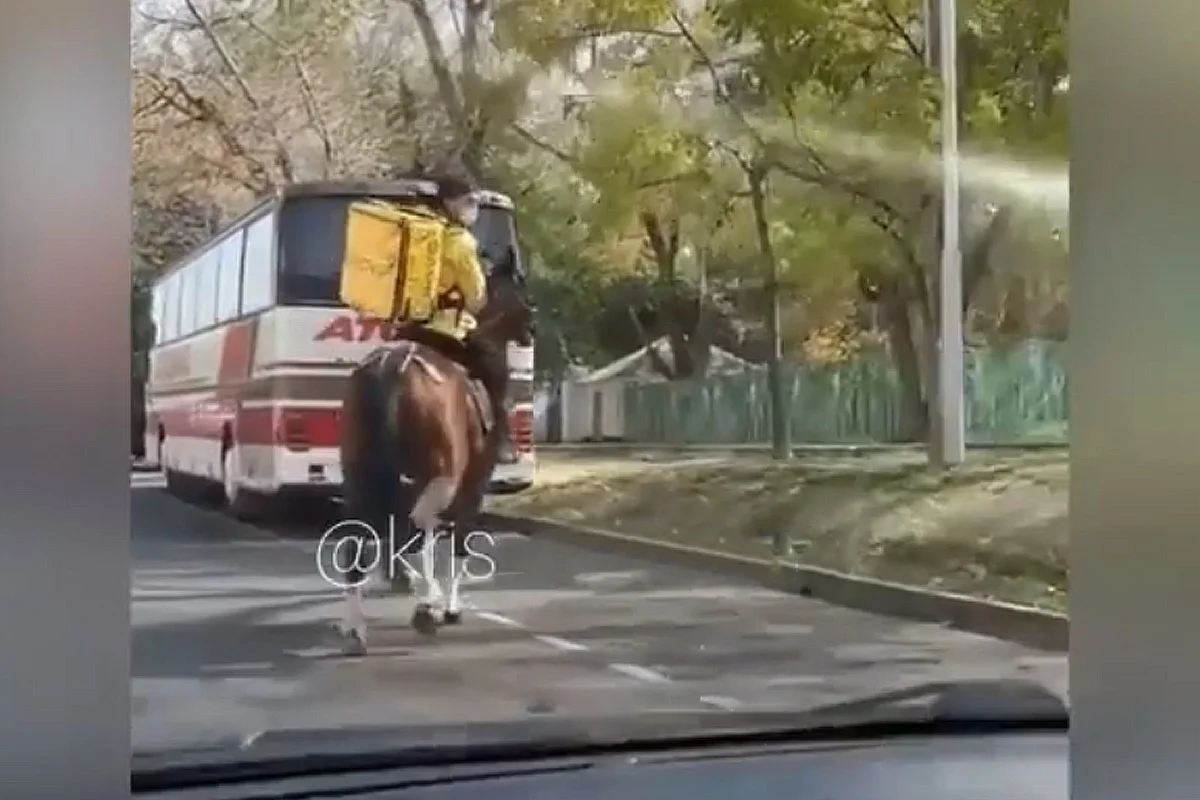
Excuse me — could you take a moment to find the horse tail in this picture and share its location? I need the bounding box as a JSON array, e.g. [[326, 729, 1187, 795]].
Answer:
[[375, 345, 426, 551], [348, 354, 400, 531], [338, 352, 398, 542]]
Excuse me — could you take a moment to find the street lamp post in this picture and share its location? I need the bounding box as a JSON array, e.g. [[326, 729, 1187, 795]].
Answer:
[[926, 0, 966, 466]]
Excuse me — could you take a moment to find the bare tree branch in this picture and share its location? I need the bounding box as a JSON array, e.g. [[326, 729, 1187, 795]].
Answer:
[[510, 123, 576, 163], [242, 16, 336, 175], [181, 0, 296, 183], [402, 0, 468, 134]]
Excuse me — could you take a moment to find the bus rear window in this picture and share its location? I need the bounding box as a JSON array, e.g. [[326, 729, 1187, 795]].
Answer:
[[277, 196, 357, 305], [277, 195, 524, 306]]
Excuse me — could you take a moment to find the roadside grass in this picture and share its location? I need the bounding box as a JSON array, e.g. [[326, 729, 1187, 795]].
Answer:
[[491, 450, 1068, 614]]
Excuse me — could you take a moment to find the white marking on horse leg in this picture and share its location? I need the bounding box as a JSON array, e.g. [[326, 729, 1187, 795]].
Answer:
[[339, 586, 367, 646], [447, 555, 463, 615], [410, 477, 455, 531], [418, 525, 444, 608], [411, 476, 455, 611]]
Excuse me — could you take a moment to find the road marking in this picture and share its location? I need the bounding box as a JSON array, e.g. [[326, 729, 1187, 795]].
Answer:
[[573, 570, 646, 586], [609, 663, 672, 684], [201, 662, 276, 674], [700, 695, 742, 711], [765, 675, 827, 687], [534, 634, 589, 652], [131, 476, 167, 490], [475, 610, 525, 629], [240, 731, 265, 750]]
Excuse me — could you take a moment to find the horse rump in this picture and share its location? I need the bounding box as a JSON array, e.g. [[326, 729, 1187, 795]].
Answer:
[[339, 355, 419, 588]]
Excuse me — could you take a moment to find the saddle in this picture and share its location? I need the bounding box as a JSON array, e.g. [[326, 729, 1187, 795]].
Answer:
[[364, 327, 494, 434]]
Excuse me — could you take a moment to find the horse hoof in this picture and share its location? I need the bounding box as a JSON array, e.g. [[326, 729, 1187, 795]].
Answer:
[[443, 610, 463, 625], [411, 604, 440, 636], [342, 631, 368, 656]]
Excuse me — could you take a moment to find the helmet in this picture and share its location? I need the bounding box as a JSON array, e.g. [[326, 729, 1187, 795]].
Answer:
[[433, 171, 478, 203], [433, 170, 480, 226]]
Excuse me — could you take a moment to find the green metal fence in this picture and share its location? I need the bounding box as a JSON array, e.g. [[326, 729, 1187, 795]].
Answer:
[[622, 340, 1068, 445]]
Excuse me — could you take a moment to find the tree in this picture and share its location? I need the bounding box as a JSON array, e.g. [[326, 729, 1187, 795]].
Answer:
[[129, 0, 1068, 450], [704, 0, 1068, 438], [131, 271, 156, 457]]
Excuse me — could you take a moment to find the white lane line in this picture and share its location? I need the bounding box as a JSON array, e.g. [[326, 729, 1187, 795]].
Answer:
[[534, 634, 590, 652], [475, 610, 525, 629], [201, 662, 276, 674], [700, 695, 742, 711], [765, 675, 828, 687], [609, 663, 672, 684]]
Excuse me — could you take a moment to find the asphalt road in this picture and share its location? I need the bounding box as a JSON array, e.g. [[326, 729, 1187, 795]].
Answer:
[[131, 471, 1067, 753]]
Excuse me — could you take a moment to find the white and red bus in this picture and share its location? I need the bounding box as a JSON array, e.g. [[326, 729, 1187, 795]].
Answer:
[[143, 179, 536, 517]]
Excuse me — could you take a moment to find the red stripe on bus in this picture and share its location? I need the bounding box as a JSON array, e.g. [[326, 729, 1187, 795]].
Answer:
[[155, 401, 532, 453], [154, 405, 342, 449], [217, 318, 258, 384]]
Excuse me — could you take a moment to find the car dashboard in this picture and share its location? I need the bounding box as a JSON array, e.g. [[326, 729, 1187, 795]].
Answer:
[[137, 730, 1067, 800]]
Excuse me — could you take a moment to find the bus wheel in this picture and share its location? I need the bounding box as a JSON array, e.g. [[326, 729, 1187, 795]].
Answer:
[[164, 469, 189, 497], [222, 446, 262, 522], [161, 440, 188, 497]]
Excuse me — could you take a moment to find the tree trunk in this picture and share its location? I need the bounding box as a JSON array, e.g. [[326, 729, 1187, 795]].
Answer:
[[878, 285, 928, 442], [748, 163, 790, 459]]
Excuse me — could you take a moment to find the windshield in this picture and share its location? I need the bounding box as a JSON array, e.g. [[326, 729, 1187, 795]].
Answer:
[[132, 0, 1070, 780], [277, 194, 523, 305]]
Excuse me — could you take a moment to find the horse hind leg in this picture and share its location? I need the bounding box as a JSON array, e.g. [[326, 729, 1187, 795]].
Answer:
[[388, 523, 420, 596], [443, 522, 466, 626], [443, 503, 481, 626], [338, 585, 368, 656], [409, 476, 456, 635], [386, 487, 422, 597], [334, 545, 370, 656], [442, 466, 492, 624]]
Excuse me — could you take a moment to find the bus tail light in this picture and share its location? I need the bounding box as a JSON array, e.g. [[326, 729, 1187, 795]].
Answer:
[[276, 409, 311, 452], [510, 407, 533, 453]]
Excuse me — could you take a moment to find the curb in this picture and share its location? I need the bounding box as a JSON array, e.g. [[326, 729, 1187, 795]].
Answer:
[[482, 511, 1067, 653], [540, 442, 1068, 457]]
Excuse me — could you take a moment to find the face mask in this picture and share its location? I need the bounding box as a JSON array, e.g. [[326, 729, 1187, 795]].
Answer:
[[457, 201, 480, 227], [448, 197, 479, 227]]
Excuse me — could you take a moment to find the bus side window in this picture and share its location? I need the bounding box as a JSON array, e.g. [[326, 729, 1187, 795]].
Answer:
[[162, 274, 180, 342], [152, 284, 166, 345], [242, 213, 275, 314], [216, 229, 245, 322], [194, 248, 218, 331], [179, 263, 198, 339]]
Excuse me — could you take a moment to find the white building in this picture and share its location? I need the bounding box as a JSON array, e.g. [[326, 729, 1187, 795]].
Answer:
[[559, 338, 755, 442]]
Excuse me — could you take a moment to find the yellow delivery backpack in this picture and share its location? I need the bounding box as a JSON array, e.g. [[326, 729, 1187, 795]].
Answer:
[[339, 200, 445, 320]]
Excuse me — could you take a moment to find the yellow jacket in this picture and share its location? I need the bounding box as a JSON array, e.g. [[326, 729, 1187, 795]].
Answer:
[[424, 224, 486, 341]]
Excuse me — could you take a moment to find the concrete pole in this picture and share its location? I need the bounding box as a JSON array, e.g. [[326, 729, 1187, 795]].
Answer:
[[925, 0, 966, 466]]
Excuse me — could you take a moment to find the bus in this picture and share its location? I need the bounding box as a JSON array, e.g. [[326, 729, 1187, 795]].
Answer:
[[143, 179, 536, 518]]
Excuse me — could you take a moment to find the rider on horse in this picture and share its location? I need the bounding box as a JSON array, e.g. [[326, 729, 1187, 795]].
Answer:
[[403, 171, 510, 464]]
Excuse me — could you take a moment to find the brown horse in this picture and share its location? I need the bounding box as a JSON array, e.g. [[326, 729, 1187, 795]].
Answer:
[[335, 265, 533, 653]]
